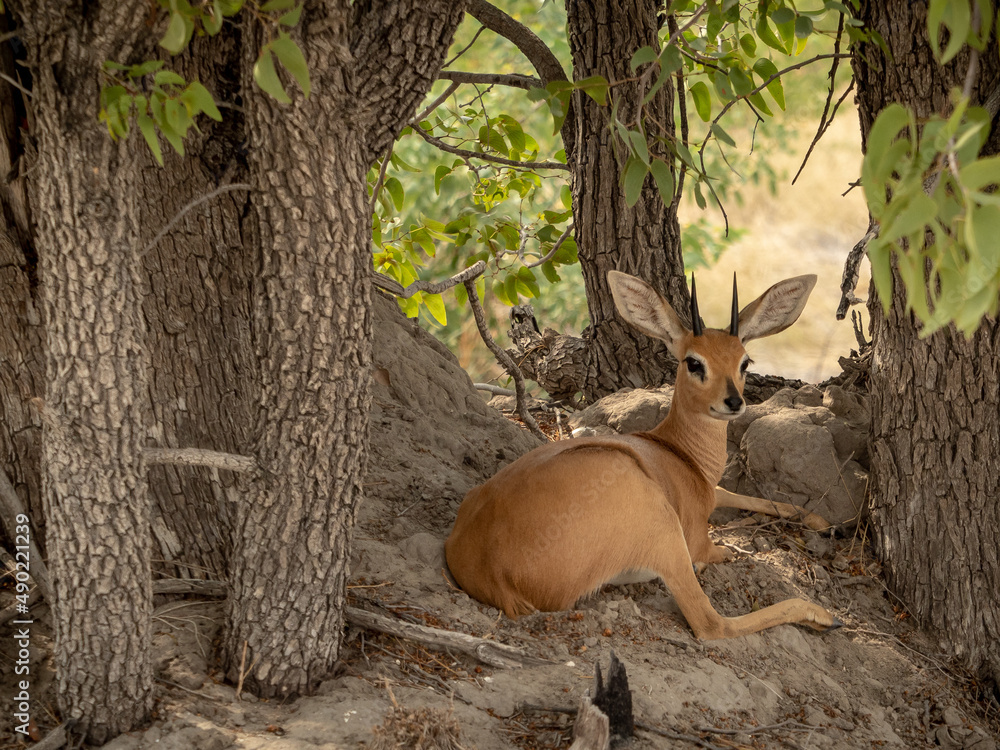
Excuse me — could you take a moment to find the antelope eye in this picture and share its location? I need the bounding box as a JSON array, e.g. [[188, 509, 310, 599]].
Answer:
[[740, 358, 753, 375], [684, 357, 705, 378]]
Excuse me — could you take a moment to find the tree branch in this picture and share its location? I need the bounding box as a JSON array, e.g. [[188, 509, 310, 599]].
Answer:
[[347, 605, 549, 669], [463, 279, 547, 441], [142, 183, 251, 257], [411, 124, 570, 171], [372, 260, 487, 299], [439, 70, 542, 90], [464, 0, 568, 85]]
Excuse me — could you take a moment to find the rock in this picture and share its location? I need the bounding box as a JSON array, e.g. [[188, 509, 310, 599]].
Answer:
[[399, 532, 444, 567], [366, 294, 541, 510], [721, 385, 870, 526], [941, 705, 965, 727], [568, 386, 673, 435]]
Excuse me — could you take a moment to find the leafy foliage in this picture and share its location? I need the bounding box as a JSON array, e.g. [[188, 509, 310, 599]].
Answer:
[[862, 0, 1000, 337], [99, 0, 307, 165]]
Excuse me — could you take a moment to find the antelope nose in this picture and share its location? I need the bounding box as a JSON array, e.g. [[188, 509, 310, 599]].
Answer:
[[724, 395, 743, 412]]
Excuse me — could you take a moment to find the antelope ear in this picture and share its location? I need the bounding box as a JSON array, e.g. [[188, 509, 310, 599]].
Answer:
[[738, 274, 817, 343], [607, 271, 687, 357]]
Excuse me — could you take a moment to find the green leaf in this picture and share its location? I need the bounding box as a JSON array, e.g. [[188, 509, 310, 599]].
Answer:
[[712, 122, 737, 147], [383, 176, 404, 211], [492, 277, 511, 306], [649, 158, 675, 205], [160, 12, 190, 55], [794, 15, 814, 38], [517, 266, 540, 298], [739, 33, 757, 57], [261, 0, 295, 10], [103, 61, 131, 71], [862, 103, 911, 186], [434, 165, 452, 195], [499, 115, 526, 153], [622, 156, 648, 207], [504, 273, 519, 305], [928, 0, 971, 64], [271, 34, 311, 98], [577, 75, 609, 105], [184, 81, 222, 121], [138, 114, 164, 166], [770, 7, 795, 25], [253, 49, 291, 103], [729, 67, 752, 97], [627, 129, 650, 165], [755, 15, 785, 52], [155, 70, 187, 87], [423, 293, 447, 326], [752, 58, 784, 109], [689, 81, 711, 121], [541, 260, 560, 284], [278, 5, 303, 26], [960, 155, 1000, 192], [127, 60, 166, 77], [202, 0, 224, 34], [630, 45, 657, 71], [867, 240, 893, 314]]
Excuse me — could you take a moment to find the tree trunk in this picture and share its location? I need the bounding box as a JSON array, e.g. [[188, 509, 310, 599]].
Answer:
[[853, 1, 1000, 685], [18, 2, 155, 741], [223, 0, 464, 697], [136, 32, 253, 580], [566, 0, 688, 400]]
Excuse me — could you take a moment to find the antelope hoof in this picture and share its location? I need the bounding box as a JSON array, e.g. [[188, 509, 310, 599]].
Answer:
[[823, 616, 845, 634]]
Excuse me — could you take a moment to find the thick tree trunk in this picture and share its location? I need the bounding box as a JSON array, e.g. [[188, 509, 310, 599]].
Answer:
[[566, 0, 688, 400], [853, 1, 1000, 685], [19, 2, 155, 740], [223, 0, 464, 697], [137, 33, 253, 580]]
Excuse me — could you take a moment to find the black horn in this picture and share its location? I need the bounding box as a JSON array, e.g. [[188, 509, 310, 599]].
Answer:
[[729, 272, 739, 337], [690, 274, 704, 336]]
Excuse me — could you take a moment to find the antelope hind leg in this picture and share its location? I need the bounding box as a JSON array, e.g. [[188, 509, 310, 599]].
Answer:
[[714, 487, 832, 531]]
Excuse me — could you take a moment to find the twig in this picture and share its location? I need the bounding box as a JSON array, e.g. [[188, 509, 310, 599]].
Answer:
[[634, 721, 724, 750], [372, 259, 486, 298], [0, 70, 31, 99], [368, 145, 394, 216], [439, 70, 541, 91], [141, 183, 251, 257], [410, 124, 570, 171], [475, 383, 516, 396], [345, 605, 548, 669], [156, 678, 224, 702], [152, 579, 227, 597], [0, 467, 53, 605], [792, 14, 847, 184], [667, 14, 689, 210], [415, 80, 461, 124], [27, 725, 67, 750], [525, 222, 573, 268], [463, 279, 547, 442], [144, 447, 256, 474], [445, 24, 487, 68], [836, 219, 879, 320]]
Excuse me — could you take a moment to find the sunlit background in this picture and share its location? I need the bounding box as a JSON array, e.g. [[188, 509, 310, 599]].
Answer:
[[375, 2, 872, 391]]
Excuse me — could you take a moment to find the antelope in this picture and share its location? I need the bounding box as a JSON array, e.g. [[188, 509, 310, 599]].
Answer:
[[445, 271, 842, 640]]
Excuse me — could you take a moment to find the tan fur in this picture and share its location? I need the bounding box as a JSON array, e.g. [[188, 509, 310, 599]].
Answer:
[[445, 272, 839, 639]]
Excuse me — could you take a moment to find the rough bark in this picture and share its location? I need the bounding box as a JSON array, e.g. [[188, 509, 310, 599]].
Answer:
[[15, 1, 155, 741], [0, 25, 42, 552], [136, 33, 253, 580], [853, 1, 1000, 685], [566, 0, 688, 400], [223, 0, 464, 697]]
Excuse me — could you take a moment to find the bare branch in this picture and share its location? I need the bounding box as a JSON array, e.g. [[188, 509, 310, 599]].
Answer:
[[346, 605, 549, 669], [465, 0, 569, 85], [525, 222, 574, 268], [368, 146, 394, 216], [415, 80, 461, 124], [439, 70, 542, 90], [474, 383, 516, 396], [141, 183, 251, 257], [372, 260, 487, 299], [837, 220, 879, 320], [144, 447, 256, 474], [463, 279, 547, 441], [410, 123, 570, 171]]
